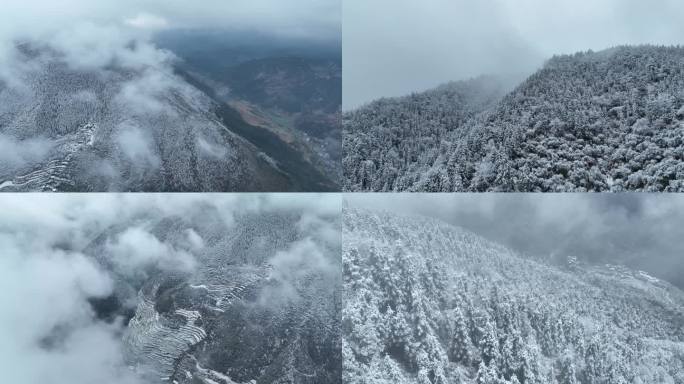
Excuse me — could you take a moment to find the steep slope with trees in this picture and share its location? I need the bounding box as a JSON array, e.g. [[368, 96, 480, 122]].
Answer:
[[343, 207, 684, 383], [344, 46, 684, 191], [0, 43, 336, 192], [156, 30, 343, 188], [88, 205, 342, 383], [343, 76, 512, 191]]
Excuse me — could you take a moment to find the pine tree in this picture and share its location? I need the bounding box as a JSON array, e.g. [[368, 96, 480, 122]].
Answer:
[[450, 307, 473, 365], [557, 352, 578, 384], [480, 320, 500, 366], [477, 361, 501, 384]]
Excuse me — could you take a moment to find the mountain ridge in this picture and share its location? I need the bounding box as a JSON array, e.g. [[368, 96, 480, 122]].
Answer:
[[344, 45, 684, 192], [343, 206, 684, 383], [83, 208, 342, 384]]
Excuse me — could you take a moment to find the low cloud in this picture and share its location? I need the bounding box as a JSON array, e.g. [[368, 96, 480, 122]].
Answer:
[[0, 135, 53, 172], [124, 13, 170, 30], [114, 67, 179, 116], [262, 237, 339, 305], [105, 227, 196, 276], [297, 210, 341, 249], [115, 124, 160, 168], [197, 137, 227, 159], [185, 228, 205, 251], [0, 0, 339, 82], [270, 238, 337, 283], [0, 193, 341, 384], [345, 194, 684, 290], [0, 226, 140, 384], [344, 0, 684, 108], [48, 23, 167, 71]]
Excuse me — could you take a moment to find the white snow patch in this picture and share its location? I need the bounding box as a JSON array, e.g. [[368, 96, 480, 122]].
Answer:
[[677, 105, 684, 117], [195, 361, 248, 384], [638, 270, 659, 283]]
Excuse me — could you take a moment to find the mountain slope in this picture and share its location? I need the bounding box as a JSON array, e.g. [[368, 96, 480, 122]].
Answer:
[[155, 31, 342, 188], [86, 207, 342, 384], [179, 69, 339, 192], [204, 56, 342, 189], [221, 57, 341, 115], [344, 46, 684, 192], [220, 56, 342, 184], [0, 44, 334, 191], [343, 207, 684, 384], [342, 75, 514, 191]]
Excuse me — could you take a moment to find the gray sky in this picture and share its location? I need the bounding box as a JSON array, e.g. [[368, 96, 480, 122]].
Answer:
[[1, 0, 340, 41], [0, 0, 340, 75], [343, 0, 684, 109], [345, 194, 684, 291]]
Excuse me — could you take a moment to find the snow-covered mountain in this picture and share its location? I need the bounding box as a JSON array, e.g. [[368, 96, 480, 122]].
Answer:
[[0, 43, 336, 191], [344, 45, 684, 192], [343, 207, 684, 383], [1, 195, 341, 384], [343, 75, 512, 192], [85, 205, 342, 384]]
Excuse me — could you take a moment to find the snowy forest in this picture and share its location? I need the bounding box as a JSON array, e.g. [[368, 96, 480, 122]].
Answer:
[[343, 207, 684, 384], [1, 194, 342, 384], [343, 46, 684, 192]]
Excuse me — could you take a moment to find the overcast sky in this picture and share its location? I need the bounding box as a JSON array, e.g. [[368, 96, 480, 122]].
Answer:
[[0, 0, 340, 50], [0, 0, 340, 87], [345, 194, 684, 291], [343, 0, 684, 109]]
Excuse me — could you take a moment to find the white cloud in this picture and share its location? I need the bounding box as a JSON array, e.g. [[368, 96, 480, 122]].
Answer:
[[297, 211, 341, 248], [0, 135, 53, 171], [0, 229, 140, 384], [262, 237, 338, 304], [270, 238, 336, 281], [344, 0, 684, 108], [0, 0, 338, 85], [115, 124, 160, 168], [0, 194, 340, 384], [197, 137, 227, 159], [345, 194, 684, 290], [106, 227, 196, 275], [49, 23, 140, 70], [185, 228, 205, 251], [0, 0, 339, 52], [124, 13, 169, 30], [115, 68, 179, 116]]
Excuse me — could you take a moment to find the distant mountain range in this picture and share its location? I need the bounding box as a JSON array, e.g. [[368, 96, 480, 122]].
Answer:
[[343, 207, 684, 383], [344, 45, 684, 192]]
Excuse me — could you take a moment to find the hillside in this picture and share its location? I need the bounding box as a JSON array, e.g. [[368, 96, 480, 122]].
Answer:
[[343, 207, 684, 383], [0, 43, 336, 191], [221, 57, 341, 115], [86, 204, 342, 383], [156, 31, 343, 186], [219, 57, 342, 183], [343, 46, 684, 192], [343, 75, 512, 191]]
